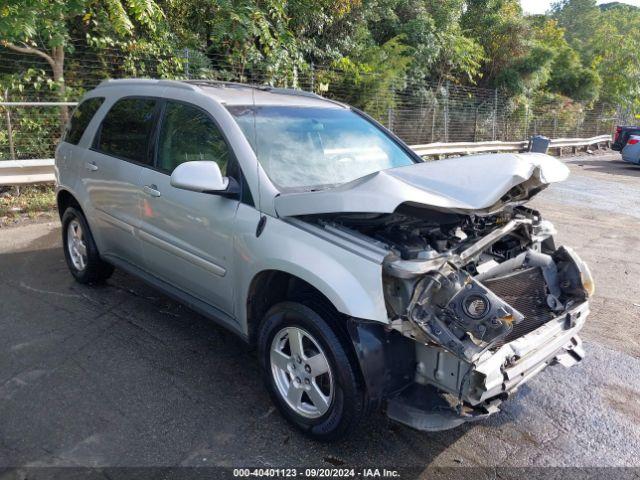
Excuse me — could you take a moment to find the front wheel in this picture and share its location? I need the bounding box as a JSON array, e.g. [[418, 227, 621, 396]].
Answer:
[[258, 300, 366, 441]]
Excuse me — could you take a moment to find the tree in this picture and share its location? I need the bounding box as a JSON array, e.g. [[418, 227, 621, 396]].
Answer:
[[553, 0, 640, 109], [551, 0, 600, 61], [462, 0, 530, 88], [548, 47, 601, 102], [204, 0, 304, 83], [0, 0, 166, 130]]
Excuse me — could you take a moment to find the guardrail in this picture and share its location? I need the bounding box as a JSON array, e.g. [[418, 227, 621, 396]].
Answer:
[[412, 140, 527, 157], [412, 134, 612, 158], [548, 135, 612, 155], [0, 134, 613, 186], [0, 100, 76, 186], [0, 159, 56, 186]]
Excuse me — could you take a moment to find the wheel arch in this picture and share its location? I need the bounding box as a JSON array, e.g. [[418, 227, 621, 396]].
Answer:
[[246, 268, 412, 414], [246, 269, 348, 345], [56, 188, 82, 219], [56, 188, 106, 254]]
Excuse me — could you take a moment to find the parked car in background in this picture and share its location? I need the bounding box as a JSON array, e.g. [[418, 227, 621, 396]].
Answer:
[[622, 134, 640, 165], [613, 125, 640, 151], [55, 79, 594, 440]]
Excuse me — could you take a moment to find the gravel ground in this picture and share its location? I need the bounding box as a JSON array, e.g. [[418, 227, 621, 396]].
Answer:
[[0, 152, 638, 478]]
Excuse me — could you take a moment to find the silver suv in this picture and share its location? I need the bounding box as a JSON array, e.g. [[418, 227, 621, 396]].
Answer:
[[56, 79, 593, 440]]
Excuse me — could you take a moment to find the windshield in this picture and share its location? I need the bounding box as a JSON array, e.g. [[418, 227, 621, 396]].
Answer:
[[227, 105, 417, 190]]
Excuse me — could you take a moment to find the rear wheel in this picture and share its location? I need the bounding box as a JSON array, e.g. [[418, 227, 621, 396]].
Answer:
[[62, 207, 114, 284], [258, 300, 366, 441]]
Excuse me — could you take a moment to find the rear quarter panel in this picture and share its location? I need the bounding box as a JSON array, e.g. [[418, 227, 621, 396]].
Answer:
[[55, 93, 115, 250]]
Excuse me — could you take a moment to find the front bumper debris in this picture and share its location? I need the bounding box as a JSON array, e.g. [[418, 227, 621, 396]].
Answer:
[[386, 301, 588, 431]]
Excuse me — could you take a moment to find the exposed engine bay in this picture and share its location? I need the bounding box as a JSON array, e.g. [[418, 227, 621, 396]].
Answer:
[[299, 203, 593, 426], [305, 205, 592, 359]]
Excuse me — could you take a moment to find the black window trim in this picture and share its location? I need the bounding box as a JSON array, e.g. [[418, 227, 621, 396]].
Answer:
[[151, 98, 236, 174], [90, 95, 163, 168], [150, 98, 251, 204], [63, 96, 106, 146], [90, 94, 253, 205]]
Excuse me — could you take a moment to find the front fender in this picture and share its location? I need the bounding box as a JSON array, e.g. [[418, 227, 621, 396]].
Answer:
[[233, 205, 389, 331]]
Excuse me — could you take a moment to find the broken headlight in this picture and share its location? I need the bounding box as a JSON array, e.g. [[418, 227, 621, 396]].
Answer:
[[554, 246, 595, 299]]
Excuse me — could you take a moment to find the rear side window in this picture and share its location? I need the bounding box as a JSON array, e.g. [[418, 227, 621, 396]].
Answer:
[[65, 97, 104, 145], [95, 97, 157, 164], [156, 101, 230, 174]]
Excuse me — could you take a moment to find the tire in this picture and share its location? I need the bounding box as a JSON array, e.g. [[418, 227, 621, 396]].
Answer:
[[61, 207, 114, 284], [258, 299, 366, 441]]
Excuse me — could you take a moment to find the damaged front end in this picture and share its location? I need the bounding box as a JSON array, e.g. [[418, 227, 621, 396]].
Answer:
[[303, 203, 593, 431]]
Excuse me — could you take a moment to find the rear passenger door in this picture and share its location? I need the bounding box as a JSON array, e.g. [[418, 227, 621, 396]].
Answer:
[[138, 100, 239, 318], [85, 97, 159, 268]]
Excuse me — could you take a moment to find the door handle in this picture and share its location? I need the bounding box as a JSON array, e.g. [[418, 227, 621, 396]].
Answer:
[[85, 161, 98, 172], [143, 184, 161, 197]]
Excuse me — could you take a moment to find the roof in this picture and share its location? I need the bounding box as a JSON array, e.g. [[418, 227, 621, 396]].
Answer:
[[95, 78, 344, 109]]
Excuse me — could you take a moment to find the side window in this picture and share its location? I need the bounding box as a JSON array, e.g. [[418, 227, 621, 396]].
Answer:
[[95, 97, 157, 164], [157, 101, 230, 175], [65, 97, 104, 145]]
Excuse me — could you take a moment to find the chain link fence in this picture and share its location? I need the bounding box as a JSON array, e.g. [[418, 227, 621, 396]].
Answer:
[[0, 44, 623, 161]]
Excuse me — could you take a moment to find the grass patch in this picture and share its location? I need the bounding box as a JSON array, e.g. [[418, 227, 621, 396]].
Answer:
[[0, 185, 57, 225]]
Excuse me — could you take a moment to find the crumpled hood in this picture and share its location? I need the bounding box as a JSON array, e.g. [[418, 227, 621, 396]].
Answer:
[[274, 152, 569, 217]]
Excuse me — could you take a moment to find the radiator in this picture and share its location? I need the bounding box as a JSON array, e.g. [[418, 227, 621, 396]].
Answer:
[[483, 266, 556, 345]]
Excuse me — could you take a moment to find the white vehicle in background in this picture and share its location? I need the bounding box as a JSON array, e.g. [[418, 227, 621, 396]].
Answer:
[[55, 79, 594, 440], [622, 134, 640, 165]]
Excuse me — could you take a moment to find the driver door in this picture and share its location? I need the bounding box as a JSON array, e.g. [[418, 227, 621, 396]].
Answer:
[[138, 99, 239, 318]]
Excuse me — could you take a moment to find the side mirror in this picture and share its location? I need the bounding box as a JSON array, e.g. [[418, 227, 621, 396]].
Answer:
[[170, 161, 239, 197]]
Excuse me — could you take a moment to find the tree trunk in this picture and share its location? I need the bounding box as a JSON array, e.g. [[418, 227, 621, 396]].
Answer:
[[1, 41, 68, 136], [52, 46, 68, 135]]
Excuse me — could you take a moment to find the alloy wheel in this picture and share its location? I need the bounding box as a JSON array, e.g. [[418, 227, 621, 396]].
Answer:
[[270, 326, 334, 419], [67, 219, 88, 271]]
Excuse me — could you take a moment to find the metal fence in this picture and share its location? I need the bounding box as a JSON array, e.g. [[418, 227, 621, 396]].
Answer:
[[0, 102, 75, 161], [0, 95, 620, 162], [0, 44, 623, 161]]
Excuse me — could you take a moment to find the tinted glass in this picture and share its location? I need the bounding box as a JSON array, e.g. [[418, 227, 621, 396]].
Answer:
[[65, 97, 104, 145], [227, 106, 415, 190], [157, 101, 229, 174], [96, 98, 157, 164]]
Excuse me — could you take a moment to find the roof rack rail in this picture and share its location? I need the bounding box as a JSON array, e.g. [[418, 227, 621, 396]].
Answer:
[[182, 79, 257, 89], [258, 86, 323, 100], [96, 78, 199, 91], [182, 79, 323, 100]]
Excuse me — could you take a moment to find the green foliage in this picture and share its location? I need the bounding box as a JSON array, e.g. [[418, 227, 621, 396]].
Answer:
[[205, 0, 305, 83], [0, 185, 56, 224], [2, 0, 640, 140], [363, 0, 484, 85], [0, 1, 84, 48], [553, 0, 640, 109], [548, 47, 601, 102], [322, 36, 411, 120], [462, 0, 530, 87]]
